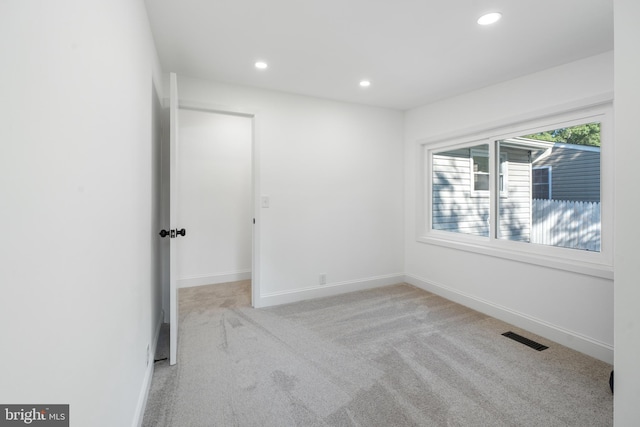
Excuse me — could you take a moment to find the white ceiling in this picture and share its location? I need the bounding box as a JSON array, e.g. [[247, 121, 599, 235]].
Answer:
[[144, 0, 613, 110]]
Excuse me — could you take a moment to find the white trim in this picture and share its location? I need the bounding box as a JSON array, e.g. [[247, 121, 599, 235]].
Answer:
[[418, 233, 613, 279], [553, 142, 600, 152], [179, 99, 259, 118], [255, 274, 405, 308], [173, 97, 262, 309], [417, 92, 613, 146], [469, 147, 490, 196], [404, 274, 613, 364], [251, 115, 261, 309], [418, 101, 613, 276], [469, 148, 508, 198], [132, 315, 164, 427], [178, 270, 252, 288]]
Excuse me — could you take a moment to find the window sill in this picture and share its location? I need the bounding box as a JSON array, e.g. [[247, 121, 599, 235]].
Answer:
[[417, 234, 613, 280]]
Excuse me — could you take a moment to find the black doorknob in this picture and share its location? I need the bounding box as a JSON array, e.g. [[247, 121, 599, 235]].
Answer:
[[159, 229, 186, 238]]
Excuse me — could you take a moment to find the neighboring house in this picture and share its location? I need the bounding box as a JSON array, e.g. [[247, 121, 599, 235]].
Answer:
[[432, 138, 601, 248], [432, 138, 553, 241], [530, 142, 601, 251], [531, 143, 601, 202]]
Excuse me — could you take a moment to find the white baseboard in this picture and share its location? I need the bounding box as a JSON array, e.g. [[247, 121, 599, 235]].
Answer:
[[132, 315, 163, 427], [256, 274, 405, 308], [178, 270, 251, 288], [404, 274, 613, 364]]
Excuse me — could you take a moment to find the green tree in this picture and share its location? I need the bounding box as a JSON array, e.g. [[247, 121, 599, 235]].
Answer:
[[524, 123, 600, 147]]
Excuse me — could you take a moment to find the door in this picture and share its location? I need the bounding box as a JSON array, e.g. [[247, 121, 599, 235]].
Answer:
[[169, 72, 179, 365], [164, 77, 257, 365]]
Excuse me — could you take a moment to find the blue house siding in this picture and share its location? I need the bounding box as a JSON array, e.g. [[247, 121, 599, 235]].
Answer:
[[533, 144, 600, 202]]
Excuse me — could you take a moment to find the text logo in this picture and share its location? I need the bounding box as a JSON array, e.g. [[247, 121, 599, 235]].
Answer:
[[0, 405, 68, 427]]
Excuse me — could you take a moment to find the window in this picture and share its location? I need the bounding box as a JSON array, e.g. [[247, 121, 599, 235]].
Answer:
[[420, 103, 612, 277], [471, 149, 490, 192], [432, 144, 490, 237], [532, 167, 551, 199], [470, 149, 508, 196], [498, 125, 601, 251]]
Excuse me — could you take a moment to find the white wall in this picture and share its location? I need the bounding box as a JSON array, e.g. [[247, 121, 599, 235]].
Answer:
[[0, 1, 163, 426], [170, 77, 405, 306], [404, 52, 614, 363], [177, 110, 253, 287], [614, 0, 640, 423]]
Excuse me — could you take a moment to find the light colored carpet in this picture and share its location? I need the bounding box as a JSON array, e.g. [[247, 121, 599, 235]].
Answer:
[[143, 281, 613, 426]]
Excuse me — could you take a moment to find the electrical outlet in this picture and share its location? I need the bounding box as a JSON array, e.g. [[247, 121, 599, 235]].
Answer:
[[146, 344, 150, 367], [319, 274, 326, 285]]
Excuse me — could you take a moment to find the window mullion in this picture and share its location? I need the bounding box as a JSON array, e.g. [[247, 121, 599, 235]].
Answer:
[[489, 139, 498, 242]]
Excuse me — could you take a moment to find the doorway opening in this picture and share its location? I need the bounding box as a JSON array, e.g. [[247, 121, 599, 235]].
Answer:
[[176, 109, 254, 294], [160, 88, 260, 366]]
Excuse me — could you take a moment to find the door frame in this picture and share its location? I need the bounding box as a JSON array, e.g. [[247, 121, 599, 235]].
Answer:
[[161, 85, 262, 365], [173, 98, 261, 309], [163, 97, 261, 317]]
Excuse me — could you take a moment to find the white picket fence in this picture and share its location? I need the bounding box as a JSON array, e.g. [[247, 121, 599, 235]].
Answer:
[[531, 199, 601, 251]]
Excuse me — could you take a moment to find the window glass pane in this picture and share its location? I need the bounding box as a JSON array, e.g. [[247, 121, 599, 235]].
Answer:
[[474, 173, 489, 191], [497, 122, 601, 251], [473, 155, 489, 173], [532, 168, 550, 199], [432, 144, 490, 237]]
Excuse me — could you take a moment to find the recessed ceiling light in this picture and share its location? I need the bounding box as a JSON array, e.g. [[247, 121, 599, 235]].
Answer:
[[255, 61, 268, 69], [477, 12, 502, 26], [359, 80, 371, 88]]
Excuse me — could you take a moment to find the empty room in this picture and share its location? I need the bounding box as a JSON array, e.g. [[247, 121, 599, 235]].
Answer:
[[2, 1, 639, 427]]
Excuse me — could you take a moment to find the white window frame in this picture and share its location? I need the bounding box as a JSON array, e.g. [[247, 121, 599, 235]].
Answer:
[[417, 101, 613, 279], [470, 149, 508, 197], [532, 166, 552, 200]]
